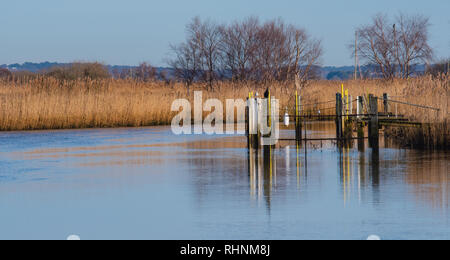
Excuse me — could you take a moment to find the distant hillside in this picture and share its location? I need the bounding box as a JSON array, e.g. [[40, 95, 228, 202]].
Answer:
[[0, 62, 426, 80], [0, 62, 67, 73]]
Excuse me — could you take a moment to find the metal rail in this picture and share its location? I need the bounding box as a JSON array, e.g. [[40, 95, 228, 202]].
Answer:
[[377, 98, 441, 111], [278, 137, 369, 142]]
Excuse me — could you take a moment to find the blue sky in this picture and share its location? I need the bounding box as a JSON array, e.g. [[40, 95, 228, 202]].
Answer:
[[1, 0, 449, 66]]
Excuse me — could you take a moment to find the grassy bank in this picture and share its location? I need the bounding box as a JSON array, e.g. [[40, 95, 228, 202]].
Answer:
[[0, 75, 448, 148]]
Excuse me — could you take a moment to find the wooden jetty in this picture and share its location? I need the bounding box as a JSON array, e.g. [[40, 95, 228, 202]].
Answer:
[[245, 85, 440, 149]]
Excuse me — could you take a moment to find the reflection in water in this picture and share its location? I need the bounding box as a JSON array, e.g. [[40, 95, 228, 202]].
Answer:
[[0, 125, 448, 239], [248, 146, 277, 212], [405, 152, 449, 214], [339, 141, 382, 206], [248, 143, 310, 213]]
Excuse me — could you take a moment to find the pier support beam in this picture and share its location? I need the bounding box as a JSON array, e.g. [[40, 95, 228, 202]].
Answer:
[[368, 94, 379, 148]]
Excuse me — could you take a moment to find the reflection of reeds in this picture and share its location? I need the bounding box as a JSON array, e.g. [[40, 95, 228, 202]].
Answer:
[[405, 152, 449, 212], [0, 75, 448, 147]]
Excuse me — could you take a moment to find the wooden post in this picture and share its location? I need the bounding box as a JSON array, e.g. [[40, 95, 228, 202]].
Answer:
[[383, 93, 390, 115], [248, 97, 258, 149], [357, 96, 363, 119], [368, 94, 379, 147], [257, 98, 262, 147], [356, 96, 364, 141], [245, 97, 249, 138], [336, 93, 343, 140], [295, 92, 302, 142]]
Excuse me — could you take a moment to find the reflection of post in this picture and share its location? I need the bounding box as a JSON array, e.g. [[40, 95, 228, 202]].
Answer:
[[248, 148, 257, 199], [285, 146, 290, 172], [296, 142, 301, 189], [358, 147, 366, 203], [370, 145, 380, 204], [263, 145, 273, 213], [339, 144, 353, 205], [339, 146, 346, 204], [347, 144, 351, 203]]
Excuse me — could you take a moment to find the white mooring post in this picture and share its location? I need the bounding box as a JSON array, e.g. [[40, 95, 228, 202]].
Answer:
[[248, 97, 259, 148]]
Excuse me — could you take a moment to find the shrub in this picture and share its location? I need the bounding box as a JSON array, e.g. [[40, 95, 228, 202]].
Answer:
[[0, 68, 12, 79], [46, 62, 111, 80]]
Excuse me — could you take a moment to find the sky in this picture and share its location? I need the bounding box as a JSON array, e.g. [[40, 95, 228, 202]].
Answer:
[[1, 0, 449, 67]]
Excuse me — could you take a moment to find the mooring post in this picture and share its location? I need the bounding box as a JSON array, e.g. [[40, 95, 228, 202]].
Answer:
[[336, 93, 343, 140], [295, 91, 302, 142], [344, 94, 354, 139], [357, 96, 364, 140], [256, 97, 262, 148], [368, 94, 379, 147], [383, 93, 390, 116], [248, 96, 259, 149], [357, 96, 363, 119], [245, 97, 249, 138]]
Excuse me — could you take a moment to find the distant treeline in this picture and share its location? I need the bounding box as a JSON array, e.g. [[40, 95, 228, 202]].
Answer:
[[0, 60, 447, 83]]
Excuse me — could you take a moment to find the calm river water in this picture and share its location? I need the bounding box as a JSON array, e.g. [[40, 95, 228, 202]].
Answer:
[[0, 122, 448, 240]]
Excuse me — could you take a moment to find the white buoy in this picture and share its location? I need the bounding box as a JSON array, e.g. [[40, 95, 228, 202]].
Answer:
[[284, 107, 290, 126], [67, 234, 81, 240], [367, 235, 381, 240]]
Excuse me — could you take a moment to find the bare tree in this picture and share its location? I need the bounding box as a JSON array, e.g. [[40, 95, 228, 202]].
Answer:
[[353, 13, 432, 79], [353, 14, 396, 79], [186, 17, 222, 89], [394, 14, 433, 78], [290, 28, 323, 90], [168, 16, 323, 87], [218, 17, 259, 82], [169, 43, 200, 91], [135, 62, 157, 82]]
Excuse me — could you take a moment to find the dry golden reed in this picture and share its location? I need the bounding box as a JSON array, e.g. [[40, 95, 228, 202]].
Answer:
[[0, 75, 448, 148]]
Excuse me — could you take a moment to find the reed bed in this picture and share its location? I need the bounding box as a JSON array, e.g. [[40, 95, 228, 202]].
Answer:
[[0, 75, 448, 148]]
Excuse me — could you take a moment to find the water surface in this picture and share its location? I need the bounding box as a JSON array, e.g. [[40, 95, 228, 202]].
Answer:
[[0, 123, 448, 239]]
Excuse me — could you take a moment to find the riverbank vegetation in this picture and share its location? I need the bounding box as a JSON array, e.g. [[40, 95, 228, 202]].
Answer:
[[0, 75, 447, 133], [0, 14, 448, 149]]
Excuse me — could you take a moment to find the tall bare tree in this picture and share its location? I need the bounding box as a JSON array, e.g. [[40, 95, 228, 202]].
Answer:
[[168, 40, 201, 92], [187, 17, 222, 89], [218, 17, 259, 82], [352, 13, 432, 79], [169, 16, 323, 87], [394, 14, 433, 78]]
